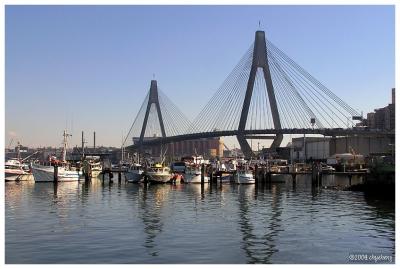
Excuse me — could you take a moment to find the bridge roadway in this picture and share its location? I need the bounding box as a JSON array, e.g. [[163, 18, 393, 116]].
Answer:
[[127, 128, 394, 150]]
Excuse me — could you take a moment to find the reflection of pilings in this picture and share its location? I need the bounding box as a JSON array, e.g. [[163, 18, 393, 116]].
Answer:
[[53, 182, 58, 200], [139, 185, 165, 257], [237, 185, 282, 263], [81, 180, 91, 205]]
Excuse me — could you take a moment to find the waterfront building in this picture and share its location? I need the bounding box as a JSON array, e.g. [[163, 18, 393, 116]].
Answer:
[[290, 135, 394, 162], [133, 137, 224, 159]]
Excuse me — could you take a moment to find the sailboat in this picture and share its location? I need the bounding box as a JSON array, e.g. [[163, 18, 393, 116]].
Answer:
[[32, 130, 80, 182]]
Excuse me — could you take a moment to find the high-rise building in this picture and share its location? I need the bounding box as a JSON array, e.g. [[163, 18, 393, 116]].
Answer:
[[366, 88, 395, 130], [392, 88, 395, 104]]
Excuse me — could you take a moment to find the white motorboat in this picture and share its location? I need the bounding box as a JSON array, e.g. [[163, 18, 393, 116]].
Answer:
[[5, 159, 29, 181], [184, 166, 209, 183], [146, 164, 171, 183], [125, 163, 144, 183], [234, 169, 255, 184]]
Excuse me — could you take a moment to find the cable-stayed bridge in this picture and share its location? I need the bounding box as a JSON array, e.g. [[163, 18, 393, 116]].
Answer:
[[125, 31, 393, 158]]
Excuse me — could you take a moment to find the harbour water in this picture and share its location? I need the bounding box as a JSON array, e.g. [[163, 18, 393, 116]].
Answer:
[[5, 175, 395, 264]]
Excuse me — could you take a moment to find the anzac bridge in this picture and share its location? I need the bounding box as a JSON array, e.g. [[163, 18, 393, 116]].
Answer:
[[125, 31, 393, 158]]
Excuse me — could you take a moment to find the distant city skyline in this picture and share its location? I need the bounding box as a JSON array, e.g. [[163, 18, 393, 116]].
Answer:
[[5, 5, 395, 148]]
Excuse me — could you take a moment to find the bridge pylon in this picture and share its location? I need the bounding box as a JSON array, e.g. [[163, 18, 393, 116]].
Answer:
[[237, 31, 282, 158], [138, 80, 166, 148]]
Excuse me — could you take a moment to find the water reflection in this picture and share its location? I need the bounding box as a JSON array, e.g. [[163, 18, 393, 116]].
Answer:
[[138, 184, 168, 257], [237, 184, 281, 263], [5, 176, 395, 264]]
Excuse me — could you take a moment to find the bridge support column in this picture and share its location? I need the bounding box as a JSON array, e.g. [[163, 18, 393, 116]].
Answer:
[[237, 31, 282, 158], [237, 134, 255, 159], [138, 80, 166, 153]]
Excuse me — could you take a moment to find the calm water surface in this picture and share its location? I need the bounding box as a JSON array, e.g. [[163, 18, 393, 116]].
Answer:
[[5, 175, 395, 263]]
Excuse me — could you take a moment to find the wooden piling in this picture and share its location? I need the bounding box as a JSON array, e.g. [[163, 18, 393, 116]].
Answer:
[[318, 172, 322, 187], [109, 171, 113, 183], [53, 165, 58, 182], [201, 163, 205, 185], [266, 171, 271, 185], [311, 163, 318, 187], [348, 174, 352, 186], [292, 173, 296, 186], [262, 167, 266, 185], [255, 164, 259, 186]]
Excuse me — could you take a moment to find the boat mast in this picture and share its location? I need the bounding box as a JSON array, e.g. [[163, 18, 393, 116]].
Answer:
[[61, 130, 72, 163], [17, 142, 21, 161]]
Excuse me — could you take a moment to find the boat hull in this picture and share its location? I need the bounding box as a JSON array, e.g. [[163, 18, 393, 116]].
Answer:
[[220, 174, 233, 184], [5, 170, 29, 181], [125, 171, 143, 183], [184, 173, 210, 184], [147, 173, 171, 183], [235, 173, 255, 184], [270, 174, 287, 183], [5, 174, 21, 181], [32, 165, 79, 182]]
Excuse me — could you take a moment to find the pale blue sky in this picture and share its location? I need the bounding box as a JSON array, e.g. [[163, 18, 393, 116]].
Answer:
[[5, 5, 395, 148]]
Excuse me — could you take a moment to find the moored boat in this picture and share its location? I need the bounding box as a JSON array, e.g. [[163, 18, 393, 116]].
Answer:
[[5, 159, 29, 181], [32, 163, 80, 182], [184, 165, 210, 184], [220, 173, 233, 184], [31, 130, 80, 182], [82, 156, 103, 178], [146, 163, 171, 183], [125, 163, 144, 183], [234, 169, 255, 184]]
